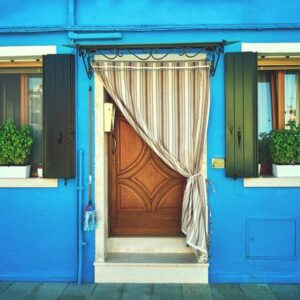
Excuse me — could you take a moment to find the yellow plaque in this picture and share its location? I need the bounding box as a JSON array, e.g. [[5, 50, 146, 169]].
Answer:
[[212, 158, 225, 168]]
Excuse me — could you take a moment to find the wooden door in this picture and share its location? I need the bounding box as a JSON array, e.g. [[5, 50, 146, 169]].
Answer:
[[109, 111, 186, 236]]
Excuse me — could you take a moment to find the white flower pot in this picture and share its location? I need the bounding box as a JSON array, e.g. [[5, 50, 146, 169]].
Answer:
[[37, 167, 43, 178], [272, 164, 300, 177], [0, 165, 31, 178]]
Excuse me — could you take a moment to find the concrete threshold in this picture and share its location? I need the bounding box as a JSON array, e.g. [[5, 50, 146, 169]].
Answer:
[[94, 253, 208, 283]]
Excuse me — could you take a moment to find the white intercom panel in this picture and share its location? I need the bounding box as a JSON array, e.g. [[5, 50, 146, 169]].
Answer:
[[104, 102, 116, 132]]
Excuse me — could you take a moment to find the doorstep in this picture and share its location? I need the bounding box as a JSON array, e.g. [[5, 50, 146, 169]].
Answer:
[[94, 253, 208, 283], [107, 237, 194, 254]]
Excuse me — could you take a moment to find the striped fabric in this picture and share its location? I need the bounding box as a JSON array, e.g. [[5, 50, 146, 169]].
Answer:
[[93, 60, 211, 261]]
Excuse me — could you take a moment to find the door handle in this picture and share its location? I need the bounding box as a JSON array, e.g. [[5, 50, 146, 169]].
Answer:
[[112, 134, 117, 155], [57, 132, 63, 144]]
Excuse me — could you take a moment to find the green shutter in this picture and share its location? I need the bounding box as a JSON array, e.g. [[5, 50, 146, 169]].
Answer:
[[225, 52, 258, 178], [43, 54, 75, 178]]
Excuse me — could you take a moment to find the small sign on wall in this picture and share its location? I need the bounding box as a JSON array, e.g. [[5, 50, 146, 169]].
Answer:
[[212, 158, 225, 168]]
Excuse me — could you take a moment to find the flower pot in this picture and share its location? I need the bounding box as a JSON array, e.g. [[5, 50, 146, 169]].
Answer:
[[37, 167, 43, 178], [260, 163, 272, 176], [0, 165, 31, 178], [272, 164, 300, 177]]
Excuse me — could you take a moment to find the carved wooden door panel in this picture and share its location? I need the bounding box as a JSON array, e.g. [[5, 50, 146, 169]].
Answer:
[[109, 112, 186, 236]]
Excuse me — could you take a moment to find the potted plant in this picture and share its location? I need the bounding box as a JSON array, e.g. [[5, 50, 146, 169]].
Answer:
[[258, 131, 272, 175], [0, 120, 33, 178], [270, 120, 300, 177]]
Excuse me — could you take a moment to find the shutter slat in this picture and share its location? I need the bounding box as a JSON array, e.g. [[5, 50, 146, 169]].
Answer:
[[234, 54, 245, 177], [225, 54, 235, 177], [69, 57, 75, 177], [225, 52, 258, 178], [243, 54, 258, 177], [43, 54, 75, 179], [43, 57, 56, 178], [55, 56, 65, 176]]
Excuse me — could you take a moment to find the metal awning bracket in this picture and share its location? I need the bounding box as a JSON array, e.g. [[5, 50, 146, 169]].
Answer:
[[207, 44, 224, 76], [79, 48, 93, 80], [77, 40, 232, 78]]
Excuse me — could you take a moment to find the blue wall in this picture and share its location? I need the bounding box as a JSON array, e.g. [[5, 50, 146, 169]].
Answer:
[[76, 0, 300, 26], [0, 0, 299, 283], [0, 183, 77, 281], [0, 29, 95, 282], [2, 0, 300, 27], [209, 53, 300, 282]]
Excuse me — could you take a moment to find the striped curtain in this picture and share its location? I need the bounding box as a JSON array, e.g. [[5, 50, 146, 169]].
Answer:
[[93, 60, 210, 261]]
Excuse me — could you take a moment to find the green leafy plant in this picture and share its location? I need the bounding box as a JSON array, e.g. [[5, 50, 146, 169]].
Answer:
[[258, 131, 272, 164], [0, 120, 33, 166], [270, 120, 300, 165]]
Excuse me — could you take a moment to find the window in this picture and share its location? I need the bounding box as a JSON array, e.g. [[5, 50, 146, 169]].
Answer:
[[225, 52, 300, 179], [0, 63, 43, 175], [0, 54, 75, 180], [258, 60, 300, 135]]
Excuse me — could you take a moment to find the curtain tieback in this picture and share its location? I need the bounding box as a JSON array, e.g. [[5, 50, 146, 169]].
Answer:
[[189, 172, 203, 179]]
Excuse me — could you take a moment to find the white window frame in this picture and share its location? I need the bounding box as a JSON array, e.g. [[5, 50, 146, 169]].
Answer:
[[0, 45, 57, 188], [242, 43, 300, 187], [0, 45, 56, 59]]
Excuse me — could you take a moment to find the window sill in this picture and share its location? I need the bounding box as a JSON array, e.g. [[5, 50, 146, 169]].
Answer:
[[244, 177, 300, 188], [0, 178, 58, 188]]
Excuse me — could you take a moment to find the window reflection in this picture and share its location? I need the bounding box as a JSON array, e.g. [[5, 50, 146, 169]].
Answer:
[[0, 69, 43, 172], [258, 70, 300, 134], [28, 76, 43, 167]]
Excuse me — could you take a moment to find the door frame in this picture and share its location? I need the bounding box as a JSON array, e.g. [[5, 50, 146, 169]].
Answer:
[[94, 59, 208, 263], [94, 73, 109, 262]]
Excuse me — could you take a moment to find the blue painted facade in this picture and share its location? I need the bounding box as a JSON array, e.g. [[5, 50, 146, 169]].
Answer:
[[0, 0, 299, 283]]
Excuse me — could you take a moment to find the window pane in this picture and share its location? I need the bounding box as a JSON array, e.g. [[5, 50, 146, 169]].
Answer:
[[284, 71, 300, 125], [28, 76, 43, 166], [258, 72, 273, 134], [0, 68, 43, 172], [0, 74, 21, 126], [297, 72, 300, 124]]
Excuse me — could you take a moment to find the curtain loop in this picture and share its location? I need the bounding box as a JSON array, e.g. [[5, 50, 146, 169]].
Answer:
[[189, 172, 203, 179]]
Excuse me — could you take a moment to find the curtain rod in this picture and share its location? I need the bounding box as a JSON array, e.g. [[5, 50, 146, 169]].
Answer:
[[92, 63, 210, 71], [74, 40, 233, 51]]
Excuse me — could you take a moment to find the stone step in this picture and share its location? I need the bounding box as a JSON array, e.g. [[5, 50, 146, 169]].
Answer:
[[107, 237, 193, 254], [94, 253, 208, 283]]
